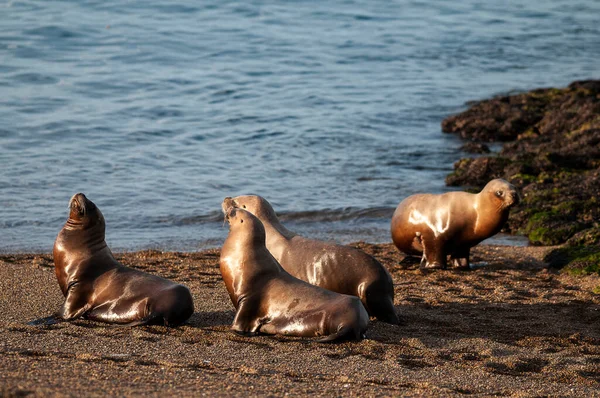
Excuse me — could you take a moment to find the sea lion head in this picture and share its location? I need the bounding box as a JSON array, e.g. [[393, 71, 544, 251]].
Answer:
[[480, 179, 520, 211], [67, 193, 104, 228], [222, 205, 266, 245], [222, 195, 278, 222]]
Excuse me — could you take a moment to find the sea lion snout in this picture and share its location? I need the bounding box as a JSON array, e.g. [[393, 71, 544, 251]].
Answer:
[[223, 206, 237, 223], [69, 193, 89, 215], [222, 197, 236, 214], [506, 189, 520, 207], [486, 179, 520, 209], [497, 183, 520, 208]]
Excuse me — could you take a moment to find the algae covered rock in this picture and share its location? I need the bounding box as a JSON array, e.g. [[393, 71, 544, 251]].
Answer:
[[544, 245, 600, 275], [442, 80, 600, 245]]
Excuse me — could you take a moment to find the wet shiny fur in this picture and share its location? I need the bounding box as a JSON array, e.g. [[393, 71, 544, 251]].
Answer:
[[391, 179, 520, 270], [222, 195, 399, 325], [220, 206, 368, 342], [29, 193, 194, 326]]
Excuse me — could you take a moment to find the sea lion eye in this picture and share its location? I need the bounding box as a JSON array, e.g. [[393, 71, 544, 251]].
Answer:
[[495, 190, 504, 197], [243, 205, 246, 209]]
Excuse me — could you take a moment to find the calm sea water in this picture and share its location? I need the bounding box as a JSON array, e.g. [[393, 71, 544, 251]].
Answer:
[[1, 0, 598, 252]]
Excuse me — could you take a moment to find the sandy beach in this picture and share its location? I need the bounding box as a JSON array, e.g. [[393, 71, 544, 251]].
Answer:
[[3, 0, 599, 395], [1, 243, 599, 397]]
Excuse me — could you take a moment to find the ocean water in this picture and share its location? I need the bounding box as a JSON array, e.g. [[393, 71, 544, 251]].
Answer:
[[1, 0, 598, 252]]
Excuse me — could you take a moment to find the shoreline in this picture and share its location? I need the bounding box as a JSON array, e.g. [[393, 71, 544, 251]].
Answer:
[[3, 79, 599, 395], [2, 243, 600, 396], [0, 229, 532, 255]]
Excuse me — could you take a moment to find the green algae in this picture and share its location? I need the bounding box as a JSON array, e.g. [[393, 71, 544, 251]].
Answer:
[[545, 246, 600, 276]]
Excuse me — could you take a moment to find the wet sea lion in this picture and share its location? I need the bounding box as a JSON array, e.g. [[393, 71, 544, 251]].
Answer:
[[220, 206, 369, 342], [391, 179, 520, 270], [29, 193, 194, 326], [222, 195, 399, 325]]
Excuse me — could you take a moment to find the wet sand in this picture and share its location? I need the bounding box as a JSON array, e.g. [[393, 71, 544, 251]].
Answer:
[[1, 244, 599, 397]]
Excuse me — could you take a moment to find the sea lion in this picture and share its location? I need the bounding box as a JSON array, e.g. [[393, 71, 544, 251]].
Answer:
[[391, 179, 520, 270], [28, 193, 194, 326], [220, 206, 369, 342], [222, 195, 399, 325]]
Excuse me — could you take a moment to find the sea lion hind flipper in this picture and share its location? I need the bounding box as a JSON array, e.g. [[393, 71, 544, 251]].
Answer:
[[450, 248, 471, 270], [364, 283, 400, 325], [316, 325, 363, 343], [420, 234, 447, 269], [28, 286, 91, 326], [367, 298, 401, 325], [107, 314, 163, 328], [27, 315, 62, 326]]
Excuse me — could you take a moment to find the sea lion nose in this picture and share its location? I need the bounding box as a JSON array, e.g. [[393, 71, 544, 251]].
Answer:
[[222, 197, 235, 214], [71, 192, 86, 201], [69, 193, 86, 209], [226, 207, 236, 219], [511, 191, 521, 205]]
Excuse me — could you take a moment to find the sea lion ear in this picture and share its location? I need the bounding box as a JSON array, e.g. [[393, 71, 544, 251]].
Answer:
[[240, 219, 244, 223]]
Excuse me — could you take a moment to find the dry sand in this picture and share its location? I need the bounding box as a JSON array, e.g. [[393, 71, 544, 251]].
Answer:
[[1, 243, 599, 397]]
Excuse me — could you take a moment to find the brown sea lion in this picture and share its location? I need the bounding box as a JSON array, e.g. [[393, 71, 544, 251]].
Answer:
[[222, 195, 399, 325], [391, 179, 520, 270], [220, 206, 369, 342], [28, 193, 194, 326]]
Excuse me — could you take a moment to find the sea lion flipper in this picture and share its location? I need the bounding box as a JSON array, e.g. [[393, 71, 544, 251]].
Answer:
[[420, 233, 447, 269], [231, 299, 262, 336], [27, 315, 62, 326], [450, 248, 471, 270], [58, 283, 91, 321], [316, 325, 363, 343]]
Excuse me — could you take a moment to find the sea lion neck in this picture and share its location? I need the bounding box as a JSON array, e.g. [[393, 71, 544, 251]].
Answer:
[[60, 213, 107, 253], [64, 215, 105, 234], [263, 217, 295, 241], [472, 192, 510, 238]]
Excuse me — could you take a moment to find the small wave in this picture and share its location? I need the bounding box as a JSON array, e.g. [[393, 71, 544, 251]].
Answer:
[[277, 207, 395, 223], [152, 206, 395, 227], [13, 72, 59, 85], [24, 26, 80, 39], [157, 211, 225, 226]]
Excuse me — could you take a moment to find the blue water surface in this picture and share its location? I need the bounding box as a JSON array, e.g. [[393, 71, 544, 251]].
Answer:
[[1, 0, 598, 251]]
